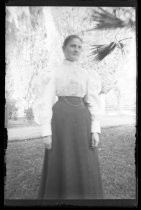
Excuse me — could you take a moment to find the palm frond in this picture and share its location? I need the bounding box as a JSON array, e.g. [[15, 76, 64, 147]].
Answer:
[[90, 42, 117, 61], [118, 37, 132, 56], [90, 7, 135, 30], [90, 37, 131, 61], [116, 42, 126, 56]]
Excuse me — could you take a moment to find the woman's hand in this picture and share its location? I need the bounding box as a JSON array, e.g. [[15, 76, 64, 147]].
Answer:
[[42, 136, 52, 149], [91, 132, 100, 148]]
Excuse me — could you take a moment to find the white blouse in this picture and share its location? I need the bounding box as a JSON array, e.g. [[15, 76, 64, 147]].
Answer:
[[33, 59, 102, 137]]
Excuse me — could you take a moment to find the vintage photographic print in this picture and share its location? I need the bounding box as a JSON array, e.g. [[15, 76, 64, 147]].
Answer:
[[5, 5, 137, 206]]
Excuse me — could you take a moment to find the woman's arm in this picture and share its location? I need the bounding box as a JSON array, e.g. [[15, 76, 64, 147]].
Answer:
[[85, 71, 102, 147]]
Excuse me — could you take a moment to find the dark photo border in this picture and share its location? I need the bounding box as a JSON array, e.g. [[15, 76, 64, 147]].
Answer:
[[4, 0, 138, 208]]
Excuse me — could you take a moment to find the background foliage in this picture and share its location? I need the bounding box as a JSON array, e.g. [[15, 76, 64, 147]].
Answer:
[[5, 6, 136, 119]]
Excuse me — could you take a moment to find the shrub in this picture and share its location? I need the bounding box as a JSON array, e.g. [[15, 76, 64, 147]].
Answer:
[[24, 107, 34, 121], [7, 100, 18, 120]]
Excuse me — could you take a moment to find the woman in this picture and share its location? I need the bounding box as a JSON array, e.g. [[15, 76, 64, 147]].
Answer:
[[33, 35, 103, 199]]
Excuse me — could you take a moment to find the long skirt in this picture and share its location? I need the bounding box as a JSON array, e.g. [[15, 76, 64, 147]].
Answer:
[[38, 96, 103, 199]]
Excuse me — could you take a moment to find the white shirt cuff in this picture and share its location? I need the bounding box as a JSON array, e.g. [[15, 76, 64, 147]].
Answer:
[[91, 120, 101, 133]]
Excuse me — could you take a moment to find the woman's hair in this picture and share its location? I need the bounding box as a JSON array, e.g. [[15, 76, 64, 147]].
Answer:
[[62, 35, 83, 49]]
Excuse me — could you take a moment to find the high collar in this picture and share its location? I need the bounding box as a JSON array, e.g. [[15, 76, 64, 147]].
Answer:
[[63, 59, 78, 67]]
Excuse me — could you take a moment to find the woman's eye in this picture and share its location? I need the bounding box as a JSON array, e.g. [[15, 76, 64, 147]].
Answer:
[[70, 45, 81, 49]]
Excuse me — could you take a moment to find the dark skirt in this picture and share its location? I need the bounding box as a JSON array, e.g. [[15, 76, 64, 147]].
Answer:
[[38, 96, 103, 199]]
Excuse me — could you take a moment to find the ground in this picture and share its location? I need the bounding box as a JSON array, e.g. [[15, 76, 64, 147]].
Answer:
[[5, 123, 136, 200]]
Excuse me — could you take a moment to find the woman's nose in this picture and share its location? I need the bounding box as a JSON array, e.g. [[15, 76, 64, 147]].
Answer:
[[74, 47, 79, 52]]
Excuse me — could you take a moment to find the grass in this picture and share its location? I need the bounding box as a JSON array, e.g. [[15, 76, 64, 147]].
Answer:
[[98, 126, 136, 199], [4, 126, 136, 200]]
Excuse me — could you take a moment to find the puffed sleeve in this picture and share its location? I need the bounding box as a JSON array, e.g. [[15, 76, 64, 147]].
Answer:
[[84, 70, 102, 134], [32, 71, 56, 137]]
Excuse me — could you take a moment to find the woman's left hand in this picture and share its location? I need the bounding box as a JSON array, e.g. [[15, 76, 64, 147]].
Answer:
[[91, 132, 100, 148]]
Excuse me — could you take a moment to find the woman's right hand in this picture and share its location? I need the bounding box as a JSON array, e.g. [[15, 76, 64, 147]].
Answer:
[[42, 136, 52, 149]]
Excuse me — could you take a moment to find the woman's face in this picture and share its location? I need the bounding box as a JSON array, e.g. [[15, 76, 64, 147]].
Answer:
[[63, 38, 82, 62]]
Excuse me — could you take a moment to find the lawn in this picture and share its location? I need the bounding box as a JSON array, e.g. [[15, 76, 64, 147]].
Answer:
[[4, 125, 136, 200]]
